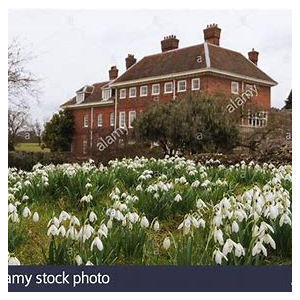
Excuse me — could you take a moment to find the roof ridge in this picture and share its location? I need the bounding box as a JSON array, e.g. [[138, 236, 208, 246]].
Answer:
[[143, 43, 204, 59]]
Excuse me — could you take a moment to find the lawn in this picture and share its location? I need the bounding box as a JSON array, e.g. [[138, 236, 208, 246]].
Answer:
[[8, 157, 292, 266], [15, 143, 50, 152]]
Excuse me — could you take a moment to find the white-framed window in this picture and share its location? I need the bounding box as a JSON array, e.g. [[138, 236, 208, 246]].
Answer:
[[120, 88, 126, 99], [110, 112, 115, 127], [102, 88, 111, 101], [192, 78, 200, 90], [83, 115, 89, 127], [231, 82, 239, 94], [140, 86, 148, 97], [83, 140, 88, 154], [119, 111, 126, 128], [177, 80, 187, 92], [76, 92, 85, 104], [164, 82, 173, 94], [129, 87, 137, 98], [97, 114, 103, 127], [129, 111, 136, 128], [152, 84, 160, 95]]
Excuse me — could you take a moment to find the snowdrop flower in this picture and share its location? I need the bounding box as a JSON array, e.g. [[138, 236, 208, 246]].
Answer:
[[153, 220, 160, 232], [86, 261, 94, 265], [234, 243, 245, 257], [59, 211, 71, 222], [22, 207, 31, 218], [98, 224, 108, 238], [174, 194, 182, 202], [8, 256, 21, 266], [140, 216, 149, 228], [279, 213, 292, 227], [89, 211, 97, 223], [163, 237, 171, 250], [9, 212, 19, 223], [85, 182, 92, 189], [252, 240, 267, 257], [75, 255, 82, 266], [107, 219, 113, 229], [222, 239, 235, 256], [70, 216, 80, 227], [47, 224, 59, 236], [66, 226, 78, 240], [263, 234, 276, 249], [179, 176, 187, 184], [90, 236, 103, 252], [191, 180, 200, 188], [22, 195, 29, 201], [231, 221, 239, 233], [58, 225, 66, 237], [213, 249, 228, 265], [8, 203, 17, 213], [32, 212, 39, 223], [213, 228, 224, 245], [269, 205, 279, 219], [213, 212, 223, 227]]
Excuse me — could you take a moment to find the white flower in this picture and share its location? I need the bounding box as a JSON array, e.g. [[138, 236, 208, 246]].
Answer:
[[222, 239, 235, 256], [234, 243, 245, 257], [263, 234, 276, 249], [90, 236, 103, 252], [75, 255, 83, 266], [153, 220, 160, 231], [32, 212, 39, 222], [231, 221, 239, 233], [196, 199, 207, 209], [47, 224, 59, 236], [58, 225, 66, 237], [213, 249, 228, 265], [252, 241, 267, 257], [213, 212, 223, 227], [22, 207, 31, 218], [174, 194, 182, 202], [70, 216, 80, 227], [163, 237, 171, 250], [8, 203, 17, 213], [98, 224, 108, 238], [213, 228, 224, 245], [8, 256, 21, 266], [89, 211, 97, 223], [86, 260, 94, 265], [9, 212, 19, 223], [59, 211, 71, 222], [140, 216, 149, 228], [107, 219, 113, 229], [279, 214, 292, 227]]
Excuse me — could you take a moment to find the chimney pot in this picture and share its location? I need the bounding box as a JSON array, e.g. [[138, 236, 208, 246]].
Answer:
[[248, 49, 259, 65], [203, 23, 221, 46], [161, 35, 179, 52]]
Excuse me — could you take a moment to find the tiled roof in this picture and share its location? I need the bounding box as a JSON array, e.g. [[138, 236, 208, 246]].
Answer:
[[61, 81, 109, 107], [112, 43, 277, 85]]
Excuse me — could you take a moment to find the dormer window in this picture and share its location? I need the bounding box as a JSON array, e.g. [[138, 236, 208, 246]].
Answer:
[[76, 85, 94, 104], [102, 88, 111, 101], [76, 92, 85, 104]]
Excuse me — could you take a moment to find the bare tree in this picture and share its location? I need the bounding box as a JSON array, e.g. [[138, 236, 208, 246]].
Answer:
[[8, 39, 39, 108], [31, 119, 42, 145], [8, 39, 40, 150], [8, 109, 30, 149]]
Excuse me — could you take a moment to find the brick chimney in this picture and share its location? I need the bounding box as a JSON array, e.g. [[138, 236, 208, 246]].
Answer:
[[248, 48, 259, 65], [161, 35, 179, 52], [203, 24, 221, 46], [125, 54, 137, 70], [109, 66, 118, 80]]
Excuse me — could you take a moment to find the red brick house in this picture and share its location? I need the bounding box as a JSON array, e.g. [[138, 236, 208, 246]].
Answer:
[[61, 24, 277, 154]]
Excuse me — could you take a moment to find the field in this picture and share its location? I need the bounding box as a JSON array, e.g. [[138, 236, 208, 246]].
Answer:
[[8, 156, 292, 266], [15, 143, 50, 152]]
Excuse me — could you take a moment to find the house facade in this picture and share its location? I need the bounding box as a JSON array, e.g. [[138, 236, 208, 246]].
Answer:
[[61, 24, 277, 155]]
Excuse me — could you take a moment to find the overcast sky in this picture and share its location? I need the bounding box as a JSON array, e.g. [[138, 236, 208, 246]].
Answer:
[[8, 9, 292, 122]]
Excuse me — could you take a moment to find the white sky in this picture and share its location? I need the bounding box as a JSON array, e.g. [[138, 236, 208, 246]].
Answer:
[[8, 9, 292, 122]]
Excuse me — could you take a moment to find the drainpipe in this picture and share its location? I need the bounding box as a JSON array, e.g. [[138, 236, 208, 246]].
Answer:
[[173, 79, 176, 100], [114, 88, 118, 130], [90, 107, 94, 150]]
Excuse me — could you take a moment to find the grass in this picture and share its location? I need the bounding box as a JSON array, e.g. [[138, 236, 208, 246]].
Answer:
[[15, 143, 50, 153]]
